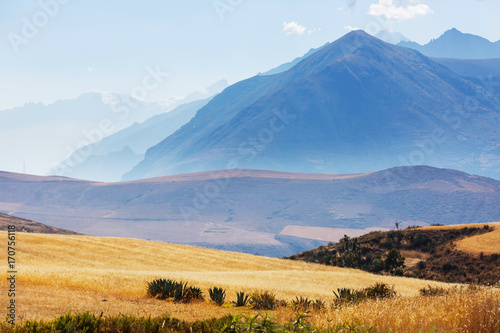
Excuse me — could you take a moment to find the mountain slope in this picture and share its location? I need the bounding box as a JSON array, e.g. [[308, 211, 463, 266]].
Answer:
[[49, 98, 212, 182], [288, 223, 500, 285], [1, 166, 499, 257], [125, 30, 500, 180], [0, 213, 79, 234], [399, 28, 500, 59]]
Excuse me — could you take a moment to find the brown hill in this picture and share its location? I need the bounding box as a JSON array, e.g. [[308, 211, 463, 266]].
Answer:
[[0, 213, 79, 235], [288, 223, 500, 285]]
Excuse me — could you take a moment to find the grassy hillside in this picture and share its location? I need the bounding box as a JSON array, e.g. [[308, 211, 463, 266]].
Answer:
[[0, 213, 79, 235], [288, 223, 500, 285], [1, 232, 499, 332]]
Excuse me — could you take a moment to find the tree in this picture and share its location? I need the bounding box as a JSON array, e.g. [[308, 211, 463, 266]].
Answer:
[[385, 249, 405, 276], [339, 235, 362, 268]]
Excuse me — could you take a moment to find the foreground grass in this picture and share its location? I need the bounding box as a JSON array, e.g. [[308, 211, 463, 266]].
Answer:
[[2, 288, 499, 332], [1, 232, 499, 331]]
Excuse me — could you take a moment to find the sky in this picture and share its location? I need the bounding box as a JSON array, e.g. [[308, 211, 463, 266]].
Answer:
[[1, 0, 500, 110]]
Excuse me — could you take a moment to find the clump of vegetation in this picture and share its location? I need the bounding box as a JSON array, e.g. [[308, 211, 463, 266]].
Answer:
[[233, 291, 249, 307], [420, 285, 449, 297], [312, 299, 326, 311], [249, 291, 276, 310], [147, 279, 203, 303], [384, 249, 405, 276], [291, 296, 313, 311], [209, 287, 226, 306], [334, 283, 396, 307], [288, 226, 499, 285]]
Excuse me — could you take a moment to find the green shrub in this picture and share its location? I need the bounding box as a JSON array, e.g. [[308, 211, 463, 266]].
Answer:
[[420, 284, 449, 296], [147, 279, 203, 303], [363, 283, 396, 299], [249, 291, 276, 310], [417, 260, 426, 269], [147, 278, 180, 300], [313, 299, 326, 311], [187, 286, 204, 301], [291, 296, 312, 311], [333, 287, 364, 306], [334, 283, 396, 307], [233, 291, 249, 307], [385, 249, 405, 275], [209, 287, 226, 306]]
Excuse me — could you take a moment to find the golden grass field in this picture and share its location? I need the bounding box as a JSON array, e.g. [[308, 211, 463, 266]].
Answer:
[[422, 222, 500, 255], [1, 229, 499, 332]]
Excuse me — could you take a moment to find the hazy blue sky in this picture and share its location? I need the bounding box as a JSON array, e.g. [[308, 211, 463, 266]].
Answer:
[[1, 0, 499, 110]]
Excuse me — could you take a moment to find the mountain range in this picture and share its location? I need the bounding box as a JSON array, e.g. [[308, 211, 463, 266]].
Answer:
[[124, 30, 500, 181], [0, 80, 228, 178], [48, 97, 214, 182], [1, 166, 498, 257], [399, 28, 500, 59]]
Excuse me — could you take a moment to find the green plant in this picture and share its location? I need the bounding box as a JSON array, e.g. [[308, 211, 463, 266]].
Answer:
[[249, 291, 276, 310], [385, 249, 405, 276], [187, 286, 204, 301], [420, 284, 449, 296], [209, 286, 226, 306], [417, 260, 426, 270], [313, 299, 326, 311], [288, 311, 313, 332], [363, 283, 396, 299], [333, 287, 364, 307], [233, 291, 249, 307], [147, 278, 179, 300], [173, 281, 188, 302], [291, 296, 312, 311]]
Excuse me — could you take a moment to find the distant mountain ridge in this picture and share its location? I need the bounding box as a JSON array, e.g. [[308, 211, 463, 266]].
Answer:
[[1, 166, 498, 257], [49, 97, 214, 182], [399, 28, 500, 59], [124, 30, 500, 181]]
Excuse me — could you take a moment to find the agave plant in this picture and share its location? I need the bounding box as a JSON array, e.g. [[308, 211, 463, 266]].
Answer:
[[209, 287, 226, 306], [173, 281, 188, 302], [188, 286, 204, 301], [291, 296, 312, 311], [233, 291, 249, 307]]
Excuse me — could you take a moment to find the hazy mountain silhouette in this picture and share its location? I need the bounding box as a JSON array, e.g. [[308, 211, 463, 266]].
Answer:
[[399, 28, 500, 59], [124, 31, 500, 181]]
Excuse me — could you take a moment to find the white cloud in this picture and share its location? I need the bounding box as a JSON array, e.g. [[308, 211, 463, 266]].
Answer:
[[369, 0, 433, 21], [282, 21, 306, 36], [344, 25, 361, 31]]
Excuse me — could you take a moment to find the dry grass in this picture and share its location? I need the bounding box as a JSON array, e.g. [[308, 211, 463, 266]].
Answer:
[[0, 231, 453, 322], [454, 223, 500, 255], [421, 222, 500, 255], [310, 287, 500, 333]]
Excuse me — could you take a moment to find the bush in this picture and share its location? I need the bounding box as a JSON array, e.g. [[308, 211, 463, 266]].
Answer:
[[420, 285, 449, 296], [209, 287, 226, 306], [313, 299, 326, 311], [147, 279, 203, 303], [385, 249, 405, 275], [370, 258, 384, 273], [334, 283, 396, 307], [441, 263, 457, 273], [187, 286, 204, 301], [291, 296, 312, 311], [249, 291, 276, 310], [233, 291, 249, 307], [147, 278, 182, 300], [417, 260, 426, 270], [333, 288, 364, 307], [363, 283, 396, 299]]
